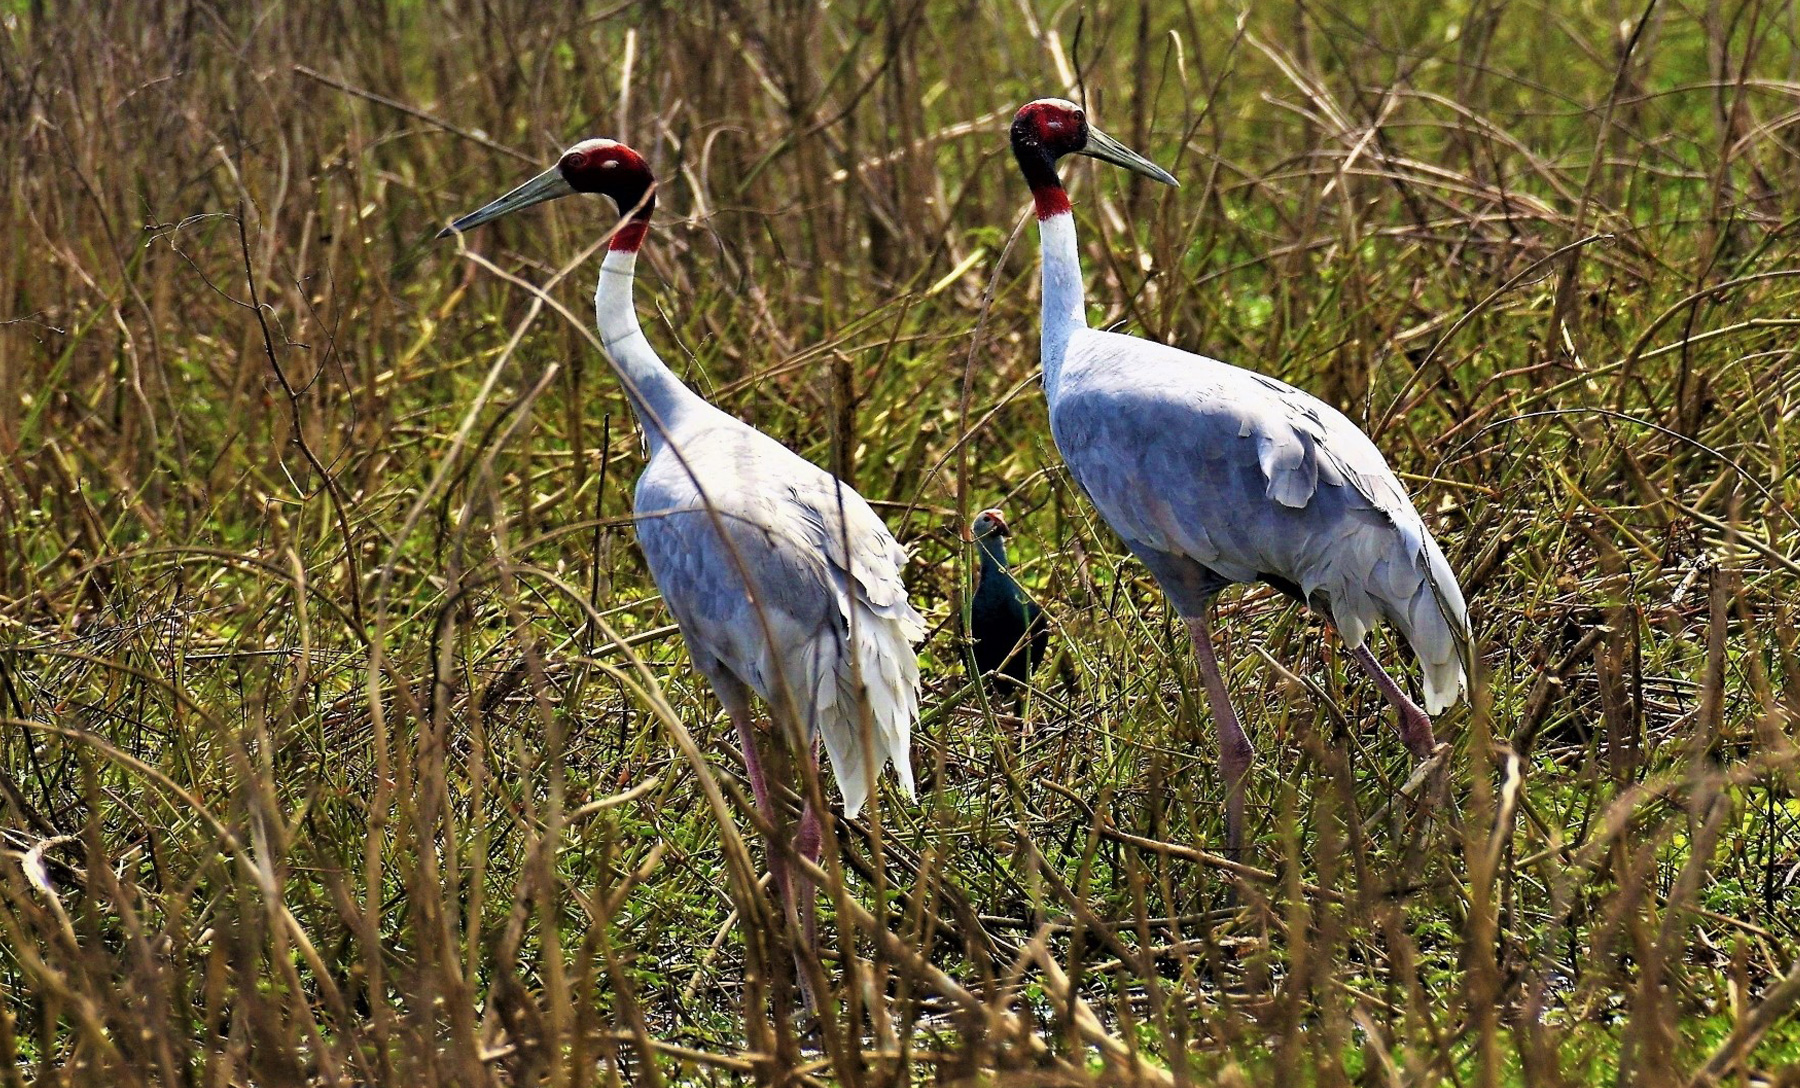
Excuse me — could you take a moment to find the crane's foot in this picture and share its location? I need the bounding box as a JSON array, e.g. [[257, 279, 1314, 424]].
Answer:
[[1397, 704, 1437, 761], [1347, 644, 1437, 759]]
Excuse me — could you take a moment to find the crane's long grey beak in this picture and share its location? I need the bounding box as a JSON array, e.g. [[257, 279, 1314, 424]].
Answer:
[[1078, 127, 1179, 187], [438, 165, 575, 238]]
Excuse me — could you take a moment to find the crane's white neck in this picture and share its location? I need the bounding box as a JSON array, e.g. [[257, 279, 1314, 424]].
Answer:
[[594, 246, 702, 454], [1035, 204, 1087, 402]]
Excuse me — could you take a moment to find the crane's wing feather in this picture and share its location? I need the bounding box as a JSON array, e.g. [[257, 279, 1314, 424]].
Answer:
[[1052, 329, 1470, 712], [634, 424, 924, 817]]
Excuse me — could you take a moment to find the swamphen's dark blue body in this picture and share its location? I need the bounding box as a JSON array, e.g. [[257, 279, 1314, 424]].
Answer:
[[969, 509, 1048, 701]]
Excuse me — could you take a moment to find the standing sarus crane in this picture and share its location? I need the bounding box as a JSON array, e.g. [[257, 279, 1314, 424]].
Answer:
[[442, 139, 925, 1005], [1007, 99, 1472, 858]]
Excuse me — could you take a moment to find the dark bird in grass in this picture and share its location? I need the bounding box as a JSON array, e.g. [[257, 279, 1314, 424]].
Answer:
[[967, 508, 1050, 703]]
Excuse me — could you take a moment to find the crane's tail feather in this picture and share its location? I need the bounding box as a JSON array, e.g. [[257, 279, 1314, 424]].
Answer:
[[1410, 534, 1472, 714], [811, 599, 923, 820], [1329, 532, 1471, 716]]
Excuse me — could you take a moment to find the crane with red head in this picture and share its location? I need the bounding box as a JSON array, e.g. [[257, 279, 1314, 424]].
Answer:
[[443, 139, 927, 1009], [1006, 98, 1471, 860]]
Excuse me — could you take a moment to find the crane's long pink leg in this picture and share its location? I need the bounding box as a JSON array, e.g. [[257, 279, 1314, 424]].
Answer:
[[793, 739, 824, 956], [1185, 614, 1255, 858], [1347, 645, 1437, 759], [731, 710, 820, 1010]]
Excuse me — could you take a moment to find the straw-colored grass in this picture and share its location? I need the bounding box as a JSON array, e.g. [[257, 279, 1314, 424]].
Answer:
[[2, 1, 1798, 1083]]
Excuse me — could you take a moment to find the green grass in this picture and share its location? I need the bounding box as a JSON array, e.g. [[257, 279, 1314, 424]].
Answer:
[[2, 0, 1799, 1084]]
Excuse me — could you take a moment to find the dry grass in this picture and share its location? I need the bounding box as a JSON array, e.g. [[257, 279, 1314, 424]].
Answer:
[[2, 0, 1799, 1084]]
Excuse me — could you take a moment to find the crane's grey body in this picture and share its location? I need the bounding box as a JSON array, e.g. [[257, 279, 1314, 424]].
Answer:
[[633, 415, 923, 819], [590, 243, 923, 822], [1049, 328, 1469, 713]]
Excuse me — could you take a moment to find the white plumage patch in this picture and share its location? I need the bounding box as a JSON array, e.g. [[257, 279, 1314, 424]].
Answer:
[[813, 599, 925, 819]]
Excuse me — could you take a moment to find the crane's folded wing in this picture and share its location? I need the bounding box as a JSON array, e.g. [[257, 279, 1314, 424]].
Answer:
[[633, 426, 923, 816], [1050, 330, 1471, 708]]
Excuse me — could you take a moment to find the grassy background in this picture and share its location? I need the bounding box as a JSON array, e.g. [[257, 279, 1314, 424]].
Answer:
[[3, 0, 1799, 1083]]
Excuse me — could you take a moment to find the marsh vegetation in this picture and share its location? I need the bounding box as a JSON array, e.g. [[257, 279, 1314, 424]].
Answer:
[[2, 1, 1799, 1083]]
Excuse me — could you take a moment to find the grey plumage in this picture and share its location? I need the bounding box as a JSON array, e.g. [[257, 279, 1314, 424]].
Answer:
[[1050, 332, 1471, 712], [634, 419, 924, 820]]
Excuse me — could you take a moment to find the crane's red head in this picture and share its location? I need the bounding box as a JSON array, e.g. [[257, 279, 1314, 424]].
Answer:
[[1009, 98, 1178, 219], [558, 139, 656, 251], [1011, 99, 1089, 218], [440, 137, 657, 252], [1012, 100, 1091, 160]]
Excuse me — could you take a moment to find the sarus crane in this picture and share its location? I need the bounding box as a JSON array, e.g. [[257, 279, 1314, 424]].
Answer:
[[442, 139, 925, 1005], [1007, 98, 1472, 857]]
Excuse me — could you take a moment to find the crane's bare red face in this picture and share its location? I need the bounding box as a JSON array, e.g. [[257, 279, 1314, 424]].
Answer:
[[1011, 99, 1089, 159], [1010, 99, 1088, 217], [559, 141, 652, 198], [557, 139, 656, 249]]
